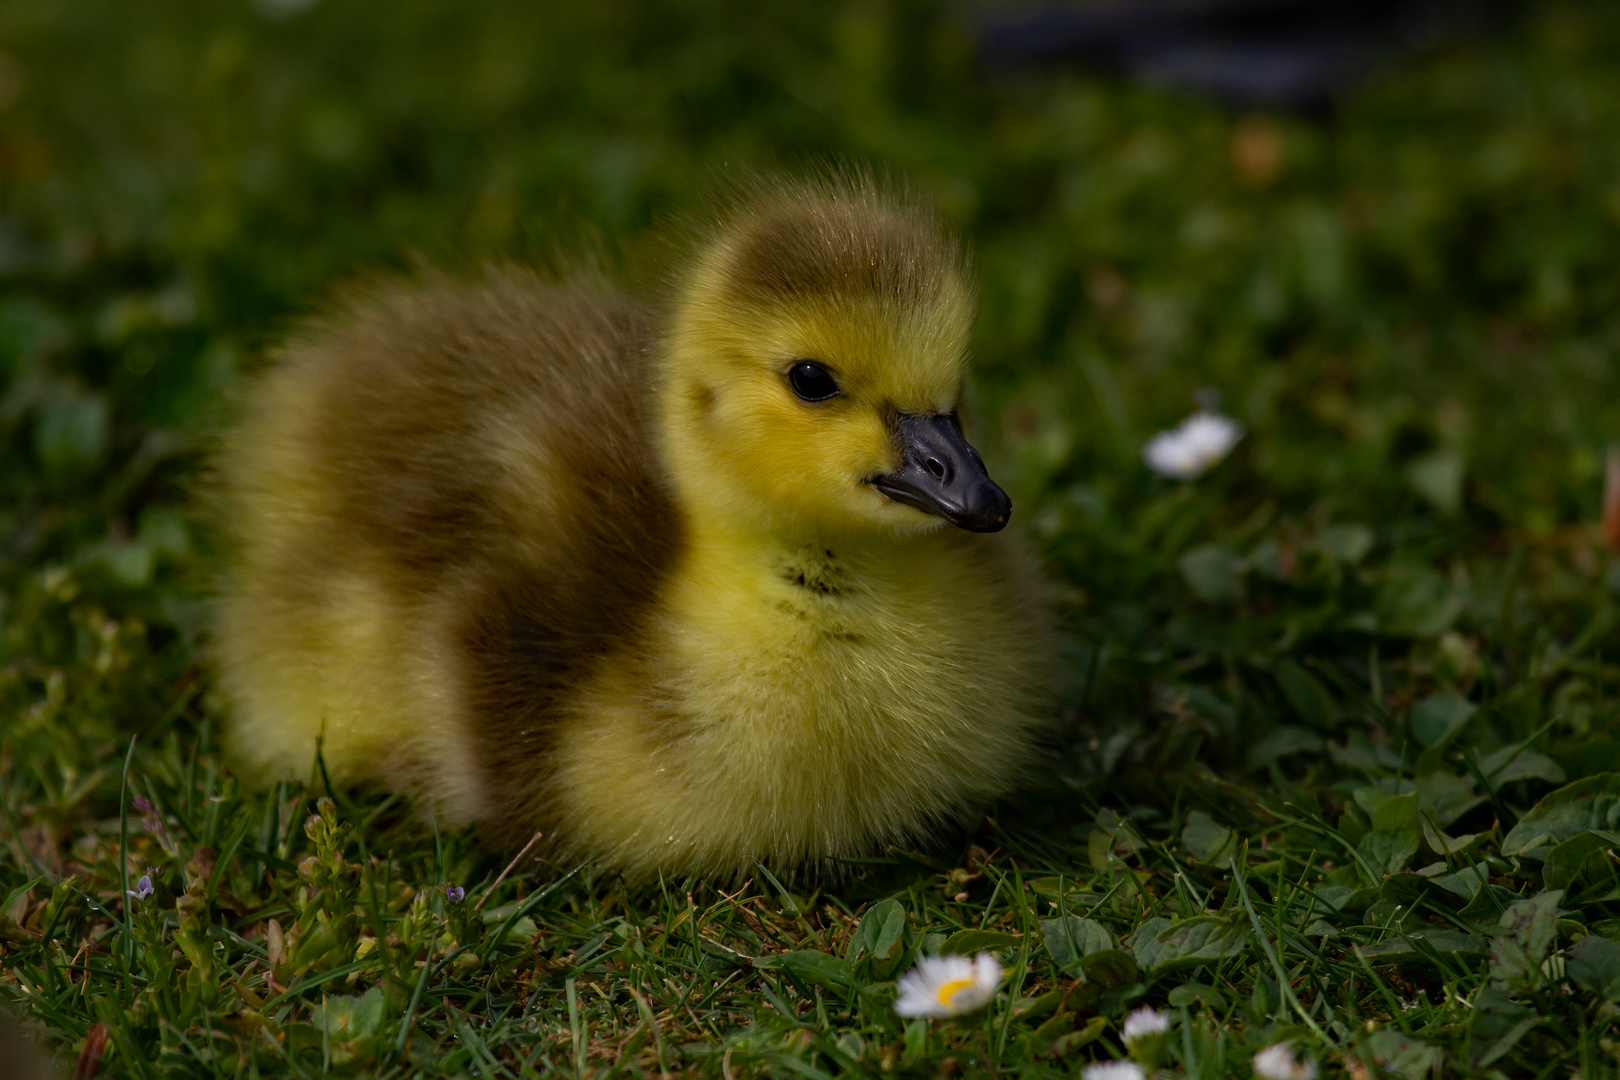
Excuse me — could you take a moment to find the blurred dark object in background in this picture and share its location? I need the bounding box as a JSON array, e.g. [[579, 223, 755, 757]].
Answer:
[[973, 0, 1513, 108], [0, 1010, 55, 1080]]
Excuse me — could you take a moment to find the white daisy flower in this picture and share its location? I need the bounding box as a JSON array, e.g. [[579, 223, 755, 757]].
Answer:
[[1121, 1005, 1170, 1067], [1081, 1060, 1147, 1080], [1252, 1041, 1317, 1080], [1121, 1005, 1169, 1042], [1143, 410, 1244, 479], [893, 952, 1001, 1018]]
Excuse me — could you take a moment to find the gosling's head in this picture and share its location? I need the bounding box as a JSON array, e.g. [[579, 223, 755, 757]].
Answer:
[[663, 179, 1011, 538]]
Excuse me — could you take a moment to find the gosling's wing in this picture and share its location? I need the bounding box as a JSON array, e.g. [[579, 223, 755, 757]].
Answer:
[[214, 268, 681, 812], [270, 269, 659, 571]]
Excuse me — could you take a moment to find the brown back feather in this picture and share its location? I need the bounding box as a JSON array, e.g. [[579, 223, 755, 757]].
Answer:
[[249, 268, 683, 827]]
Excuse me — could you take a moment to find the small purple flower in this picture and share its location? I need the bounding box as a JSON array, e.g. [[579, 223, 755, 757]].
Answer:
[[126, 874, 153, 900], [132, 793, 172, 850], [444, 884, 465, 904]]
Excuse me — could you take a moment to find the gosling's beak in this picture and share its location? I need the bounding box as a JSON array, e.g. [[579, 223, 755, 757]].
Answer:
[[870, 412, 1012, 533]]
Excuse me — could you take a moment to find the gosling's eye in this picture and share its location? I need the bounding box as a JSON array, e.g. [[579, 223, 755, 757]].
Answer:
[[788, 361, 839, 402]]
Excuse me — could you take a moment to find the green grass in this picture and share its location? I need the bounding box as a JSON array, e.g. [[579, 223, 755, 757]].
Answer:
[[6, 0, 1620, 1076]]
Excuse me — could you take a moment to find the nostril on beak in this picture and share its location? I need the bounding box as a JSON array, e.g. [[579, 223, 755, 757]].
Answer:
[[925, 457, 947, 480]]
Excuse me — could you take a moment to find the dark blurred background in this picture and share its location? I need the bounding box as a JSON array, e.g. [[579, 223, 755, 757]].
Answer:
[[975, 0, 1514, 108], [3, 0, 1616, 561]]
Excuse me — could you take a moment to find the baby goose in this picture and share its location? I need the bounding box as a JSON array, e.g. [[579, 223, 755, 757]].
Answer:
[[214, 177, 1054, 879]]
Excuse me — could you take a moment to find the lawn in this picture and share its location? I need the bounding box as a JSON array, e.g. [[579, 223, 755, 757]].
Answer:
[[5, 0, 1620, 1076]]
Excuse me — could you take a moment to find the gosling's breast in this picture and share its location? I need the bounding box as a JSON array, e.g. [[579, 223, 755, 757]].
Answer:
[[550, 532, 1052, 877]]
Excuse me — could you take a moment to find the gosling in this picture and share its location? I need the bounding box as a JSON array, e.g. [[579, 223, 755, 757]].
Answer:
[[213, 177, 1054, 879]]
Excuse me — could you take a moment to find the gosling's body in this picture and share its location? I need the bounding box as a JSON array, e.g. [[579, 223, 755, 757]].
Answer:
[[215, 181, 1053, 878]]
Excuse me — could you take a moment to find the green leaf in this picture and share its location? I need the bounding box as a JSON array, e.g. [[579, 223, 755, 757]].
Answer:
[[82, 539, 153, 588], [1130, 914, 1248, 973], [1458, 883, 1521, 923], [307, 987, 387, 1068], [477, 905, 541, 945], [1040, 916, 1114, 974], [939, 929, 1020, 956], [1544, 831, 1620, 891], [1430, 863, 1491, 901], [1027, 1009, 1074, 1047], [1377, 872, 1431, 907], [1568, 933, 1620, 1000], [1011, 988, 1065, 1021], [846, 899, 906, 963], [1409, 691, 1475, 749], [1505, 890, 1562, 954], [1476, 745, 1566, 791], [1362, 1030, 1444, 1080], [1502, 774, 1620, 859], [35, 391, 108, 476], [1373, 791, 1420, 832], [1099, 981, 1148, 1016], [1087, 829, 1113, 871], [1421, 817, 1481, 856], [1353, 786, 1392, 817], [1356, 930, 1490, 964], [1275, 661, 1336, 728], [1046, 1015, 1108, 1059], [1179, 544, 1245, 602], [1166, 982, 1227, 1010], [1358, 792, 1421, 875], [1244, 725, 1324, 770], [1310, 524, 1374, 565], [1376, 772, 1484, 827], [1376, 564, 1463, 638], [1077, 948, 1139, 988], [1025, 878, 1096, 909], [1337, 806, 1370, 847], [1331, 737, 1403, 771], [1181, 810, 1235, 868], [1406, 447, 1465, 515], [1467, 989, 1540, 1070], [1314, 884, 1376, 913], [1489, 890, 1561, 992], [755, 950, 859, 994], [497, 916, 539, 944]]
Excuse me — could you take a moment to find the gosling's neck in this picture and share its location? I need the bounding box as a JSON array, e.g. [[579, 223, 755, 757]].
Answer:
[[658, 450, 939, 602], [674, 500, 939, 595]]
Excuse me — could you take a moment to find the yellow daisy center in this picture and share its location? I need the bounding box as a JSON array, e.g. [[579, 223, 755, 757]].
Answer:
[[935, 977, 975, 1008]]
